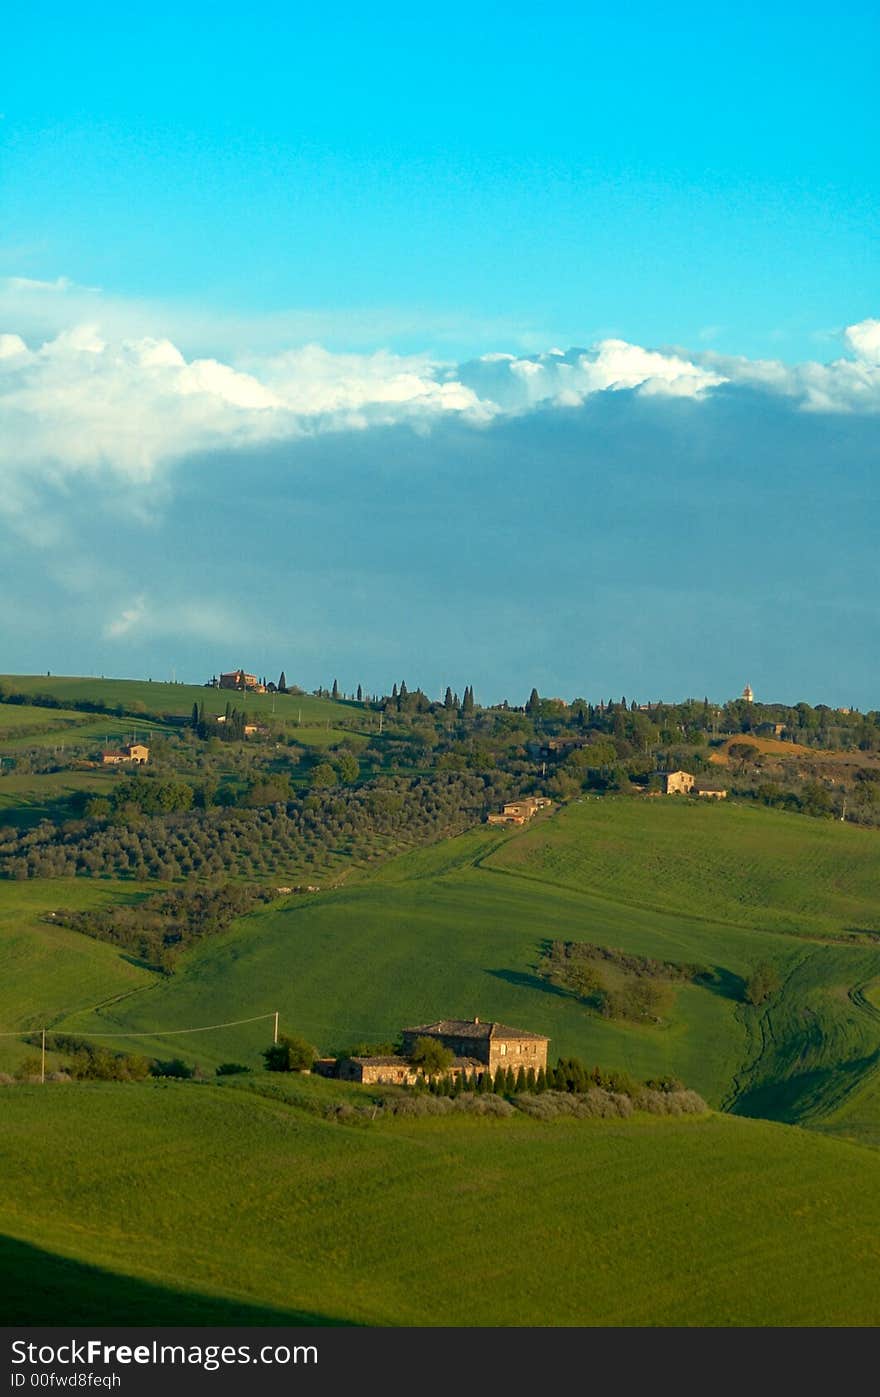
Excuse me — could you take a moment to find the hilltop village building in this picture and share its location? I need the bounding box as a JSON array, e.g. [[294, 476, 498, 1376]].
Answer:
[[101, 743, 150, 766], [316, 1018, 550, 1085], [218, 669, 267, 693]]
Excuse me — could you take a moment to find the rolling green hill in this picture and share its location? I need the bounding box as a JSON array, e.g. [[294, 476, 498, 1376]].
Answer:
[[5, 792, 880, 1326], [3, 1081, 880, 1326], [0, 673, 367, 739], [49, 802, 880, 1134]]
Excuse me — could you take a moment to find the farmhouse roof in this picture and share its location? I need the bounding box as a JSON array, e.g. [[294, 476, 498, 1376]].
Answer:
[[348, 1054, 485, 1070], [405, 1019, 549, 1043]]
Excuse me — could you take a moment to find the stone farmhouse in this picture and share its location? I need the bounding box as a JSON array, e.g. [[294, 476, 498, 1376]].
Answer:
[[661, 770, 695, 795], [102, 743, 150, 766], [487, 796, 553, 826], [403, 1018, 550, 1073], [315, 1017, 550, 1085], [658, 769, 726, 799], [219, 669, 266, 693]]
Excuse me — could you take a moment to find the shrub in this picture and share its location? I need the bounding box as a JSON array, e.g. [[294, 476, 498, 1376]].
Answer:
[[262, 1034, 317, 1072], [15, 1056, 43, 1082], [744, 963, 781, 1005], [150, 1057, 194, 1079], [215, 1062, 251, 1076]]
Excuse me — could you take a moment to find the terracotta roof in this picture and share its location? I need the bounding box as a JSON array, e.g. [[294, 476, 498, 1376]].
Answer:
[[405, 1019, 549, 1043]]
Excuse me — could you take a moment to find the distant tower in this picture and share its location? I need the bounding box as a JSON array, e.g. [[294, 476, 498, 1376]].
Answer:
[[742, 683, 754, 703]]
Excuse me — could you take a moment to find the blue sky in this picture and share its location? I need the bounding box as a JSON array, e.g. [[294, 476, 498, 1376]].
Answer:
[[3, 2, 879, 359], [1, 5, 878, 705]]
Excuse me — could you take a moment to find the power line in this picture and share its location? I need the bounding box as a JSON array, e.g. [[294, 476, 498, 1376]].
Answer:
[[0, 1011, 279, 1041]]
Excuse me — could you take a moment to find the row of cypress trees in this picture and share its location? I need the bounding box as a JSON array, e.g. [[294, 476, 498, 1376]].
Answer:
[[418, 1057, 617, 1098]]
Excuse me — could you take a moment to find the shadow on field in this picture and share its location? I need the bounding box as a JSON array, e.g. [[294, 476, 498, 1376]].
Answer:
[[0, 1234, 355, 1326], [698, 966, 747, 1003], [731, 1051, 880, 1124], [486, 968, 575, 1001], [488, 964, 748, 1005]]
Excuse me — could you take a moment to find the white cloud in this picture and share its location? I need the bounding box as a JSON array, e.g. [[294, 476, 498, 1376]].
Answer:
[[105, 596, 147, 639], [1, 276, 880, 526], [103, 595, 251, 646]]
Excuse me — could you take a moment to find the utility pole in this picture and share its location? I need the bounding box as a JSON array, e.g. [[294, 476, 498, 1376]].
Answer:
[[41, 1028, 46, 1085], [273, 1011, 279, 1045]]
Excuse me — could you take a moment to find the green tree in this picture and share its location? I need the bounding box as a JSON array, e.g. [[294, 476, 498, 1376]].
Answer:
[[332, 679, 339, 700], [278, 671, 287, 693], [262, 1034, 317, 1072], [336, 752, 359, 783], [311, 762, 337, 788], [408, 1036, 454, 1074], [526, 687, 540, 716]]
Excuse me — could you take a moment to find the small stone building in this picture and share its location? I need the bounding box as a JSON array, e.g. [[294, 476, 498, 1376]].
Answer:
[[328, 1054, 484, 1085], [487, 796, 552, 826], [102, 743, 150, 766], [660, 770, 695, 795]]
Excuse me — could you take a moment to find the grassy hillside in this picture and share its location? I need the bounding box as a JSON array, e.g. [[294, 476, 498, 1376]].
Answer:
[[3, 1081, 880, 1327], [0, 879, 157, 1072], [52, 803, 880, 1133], [484, 797, 880, 941], [0, 673, 366, 738]]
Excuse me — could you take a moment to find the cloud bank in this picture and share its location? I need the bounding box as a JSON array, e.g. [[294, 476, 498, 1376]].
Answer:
[[1, 276, 879, 513]]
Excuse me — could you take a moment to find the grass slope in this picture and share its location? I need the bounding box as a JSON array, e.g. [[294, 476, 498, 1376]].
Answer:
[[0, 879, 157, 1071], [55, 803, 880, 1133], [2, 1082, 880, 1326], [0, 674, 367, 739], [484, 796, 880, 941]]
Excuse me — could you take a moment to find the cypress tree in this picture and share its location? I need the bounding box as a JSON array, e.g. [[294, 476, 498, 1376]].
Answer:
[[391, 683, 398, 700], [356, 684, 363, 701], [493, 1065, 506, 1095], [535, 1067, 547, 1093], [515, 1066, 527, 1093], [444, 686, 455, 709], [504, 1066, 516, 1095], [191, 702, 199, 730], [399, 681, 408, 699], [478, 1069, 490, 1094], [525, 1067, 536, 1091], [332, 678, 339, 700], [278, 671, 287, 693], [526, 687, 540, 716]]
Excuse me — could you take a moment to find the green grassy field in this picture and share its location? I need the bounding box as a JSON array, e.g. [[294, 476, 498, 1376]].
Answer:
[[48, 803, 880, 1133], [5, 793, 880, 1325], [0, 879, 157, 1072], [2, 1081, 880, 1326], [0, 770, 116, 829], [0, 674, 370, 740], [484, 796, 880, 941]]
